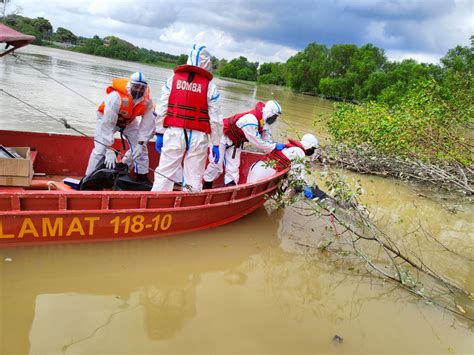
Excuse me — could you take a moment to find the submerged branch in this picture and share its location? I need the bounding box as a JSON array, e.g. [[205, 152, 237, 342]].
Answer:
[[273, 170, 474, 322], [319, 144, 473, 195]]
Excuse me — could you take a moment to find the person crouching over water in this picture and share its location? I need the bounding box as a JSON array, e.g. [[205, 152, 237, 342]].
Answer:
[[152, 44, 223, 192], [85, 72, 155, 181], [247, 133, 327, 199], [203, 100, 286, 188]]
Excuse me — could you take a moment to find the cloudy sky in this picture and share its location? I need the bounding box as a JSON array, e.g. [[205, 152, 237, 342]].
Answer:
[[7, 0, 474, 63]]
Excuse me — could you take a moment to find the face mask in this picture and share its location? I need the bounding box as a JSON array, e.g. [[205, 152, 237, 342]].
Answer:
[[266, 114, 279, 125], [305, 147, 315, 157], [130, 83, 146, 100]]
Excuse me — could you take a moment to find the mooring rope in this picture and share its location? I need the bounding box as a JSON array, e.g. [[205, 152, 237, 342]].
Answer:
[[11, 52, 98, 106]]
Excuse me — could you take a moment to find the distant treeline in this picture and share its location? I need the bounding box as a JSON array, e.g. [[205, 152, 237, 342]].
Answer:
[[2, 14, 472, 106], [2, 14, 181, 68]]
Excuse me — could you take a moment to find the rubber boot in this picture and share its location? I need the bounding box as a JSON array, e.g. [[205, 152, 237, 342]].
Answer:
[[203, 180, 213, 190], [224, 180, 236, 187]]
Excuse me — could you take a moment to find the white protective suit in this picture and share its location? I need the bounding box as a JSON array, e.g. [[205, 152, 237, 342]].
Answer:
[[247, 134, 319, 183], [203, 100, 281, 185], [85, 74, 155, 176], [152, 44, 223, 192]]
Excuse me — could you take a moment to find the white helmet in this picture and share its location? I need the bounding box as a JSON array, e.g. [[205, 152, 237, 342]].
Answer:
[[127, 71, 148, 100], [262, 99, 282, 124], [300, 133, 319, 150], [187, 44, 212, 71]]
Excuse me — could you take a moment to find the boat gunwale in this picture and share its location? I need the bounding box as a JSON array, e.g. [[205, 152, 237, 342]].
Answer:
[[0, 170, 288, 215]]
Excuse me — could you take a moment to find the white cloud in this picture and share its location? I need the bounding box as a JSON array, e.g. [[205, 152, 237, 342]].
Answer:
[[366, 21, 403, 46], [386, 50, 442, 64], [7, 0, 473, 64]]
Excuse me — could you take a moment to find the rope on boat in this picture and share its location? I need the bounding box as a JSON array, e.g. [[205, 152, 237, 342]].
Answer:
[[0, 88, 192, 191]]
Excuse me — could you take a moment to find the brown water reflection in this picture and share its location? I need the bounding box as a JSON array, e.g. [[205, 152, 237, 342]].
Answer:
[[1, 46, 473, 354]]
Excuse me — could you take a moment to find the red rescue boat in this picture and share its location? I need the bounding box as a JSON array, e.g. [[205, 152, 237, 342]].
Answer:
[[0, 130, 287, 247]]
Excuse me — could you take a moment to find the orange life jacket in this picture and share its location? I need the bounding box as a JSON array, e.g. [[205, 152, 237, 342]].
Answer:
[[164, 64, 213, 133], [223, 101, 265, 146], [97, 78, 151, 128], [264, 138, 305, 172]]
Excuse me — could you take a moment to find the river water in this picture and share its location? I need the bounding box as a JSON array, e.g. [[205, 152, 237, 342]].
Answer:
[[0, 46, 472, 354]]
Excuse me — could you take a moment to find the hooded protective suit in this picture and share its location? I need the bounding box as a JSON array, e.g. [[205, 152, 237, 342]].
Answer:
[[203, 99, 282, 186], [85, 72, 155, 176], [152, 44, 223, 192], [246, 133, 319, 183]]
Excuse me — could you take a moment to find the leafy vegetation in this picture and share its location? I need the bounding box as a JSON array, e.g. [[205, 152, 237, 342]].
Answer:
[[71, 35, 178, 67], [219, 56, 258, 81], [51, 27, 77, 44], [258, 62, 288, 85], [328, 40, 473, 166]]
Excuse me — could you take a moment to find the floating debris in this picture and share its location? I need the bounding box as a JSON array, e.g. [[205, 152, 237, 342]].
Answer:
[[4, 257, 12, 262], [332, 335, 343, 345]]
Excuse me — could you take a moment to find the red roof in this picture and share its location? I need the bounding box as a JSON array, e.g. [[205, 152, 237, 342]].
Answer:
[[0, 23, 35, 57]]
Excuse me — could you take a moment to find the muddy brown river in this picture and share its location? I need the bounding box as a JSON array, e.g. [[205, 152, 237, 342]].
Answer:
[[0, 46, 472, 354]]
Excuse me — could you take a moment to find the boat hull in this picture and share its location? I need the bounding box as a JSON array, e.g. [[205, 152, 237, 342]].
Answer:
[[0, 130, 286, 247]]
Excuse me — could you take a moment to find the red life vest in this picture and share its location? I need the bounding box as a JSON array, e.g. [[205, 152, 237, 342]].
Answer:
[[264, 138, 305, 172], [97, 78, 151, 128], [223, 101, 265, 145], [164, 64, 213, 133]]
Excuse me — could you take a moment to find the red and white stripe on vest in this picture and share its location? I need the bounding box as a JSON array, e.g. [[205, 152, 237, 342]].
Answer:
[[163, 64, 213, 133], [97, 78, 151, 128], [264, 138, 306, 172], [223, 101, 265, 145]]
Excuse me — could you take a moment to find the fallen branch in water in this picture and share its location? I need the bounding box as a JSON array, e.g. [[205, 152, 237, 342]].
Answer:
[[318, 144, 473, 195], [273, 170, 474, 322]]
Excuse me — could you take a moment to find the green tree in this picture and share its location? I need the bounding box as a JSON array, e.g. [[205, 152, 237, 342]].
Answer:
[[441, 42, 473, 75], [327, 44, 358, 77], [52, 27, 77, 44], [176, 54, 187, 65], [216, 58, 228, 72], [211, 55, 219, 71], [287, 43, 329, 93], [31, 17, 52, 39], [220, 56, 258, 81], [318, 44, 358, 99], [345, 43, 387, 100], [374, 60, 441, 105], [257, 62, 288, 85], [258, 62, 273, 76]]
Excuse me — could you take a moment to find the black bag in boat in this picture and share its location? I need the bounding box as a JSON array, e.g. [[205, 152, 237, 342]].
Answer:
[[79, 162, 129, 190], [79, 162, 152, 191], [113, 173, 152, 191]]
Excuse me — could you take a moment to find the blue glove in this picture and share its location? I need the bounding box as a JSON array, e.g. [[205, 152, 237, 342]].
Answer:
[[275, 143, 285, 151], [155, 133, 164, 153], [304, 186, 314, 199], [212, 145, 220, 164]]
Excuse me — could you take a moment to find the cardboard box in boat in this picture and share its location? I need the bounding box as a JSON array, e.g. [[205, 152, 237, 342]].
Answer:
[[0, 147, 33, 187]]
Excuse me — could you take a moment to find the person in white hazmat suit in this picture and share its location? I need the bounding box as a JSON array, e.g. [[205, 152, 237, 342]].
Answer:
[[203, 100, 286, 188], [152, 44, 223, 192], [85, 72, 155, 181], [247, 133, 327, 199]]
